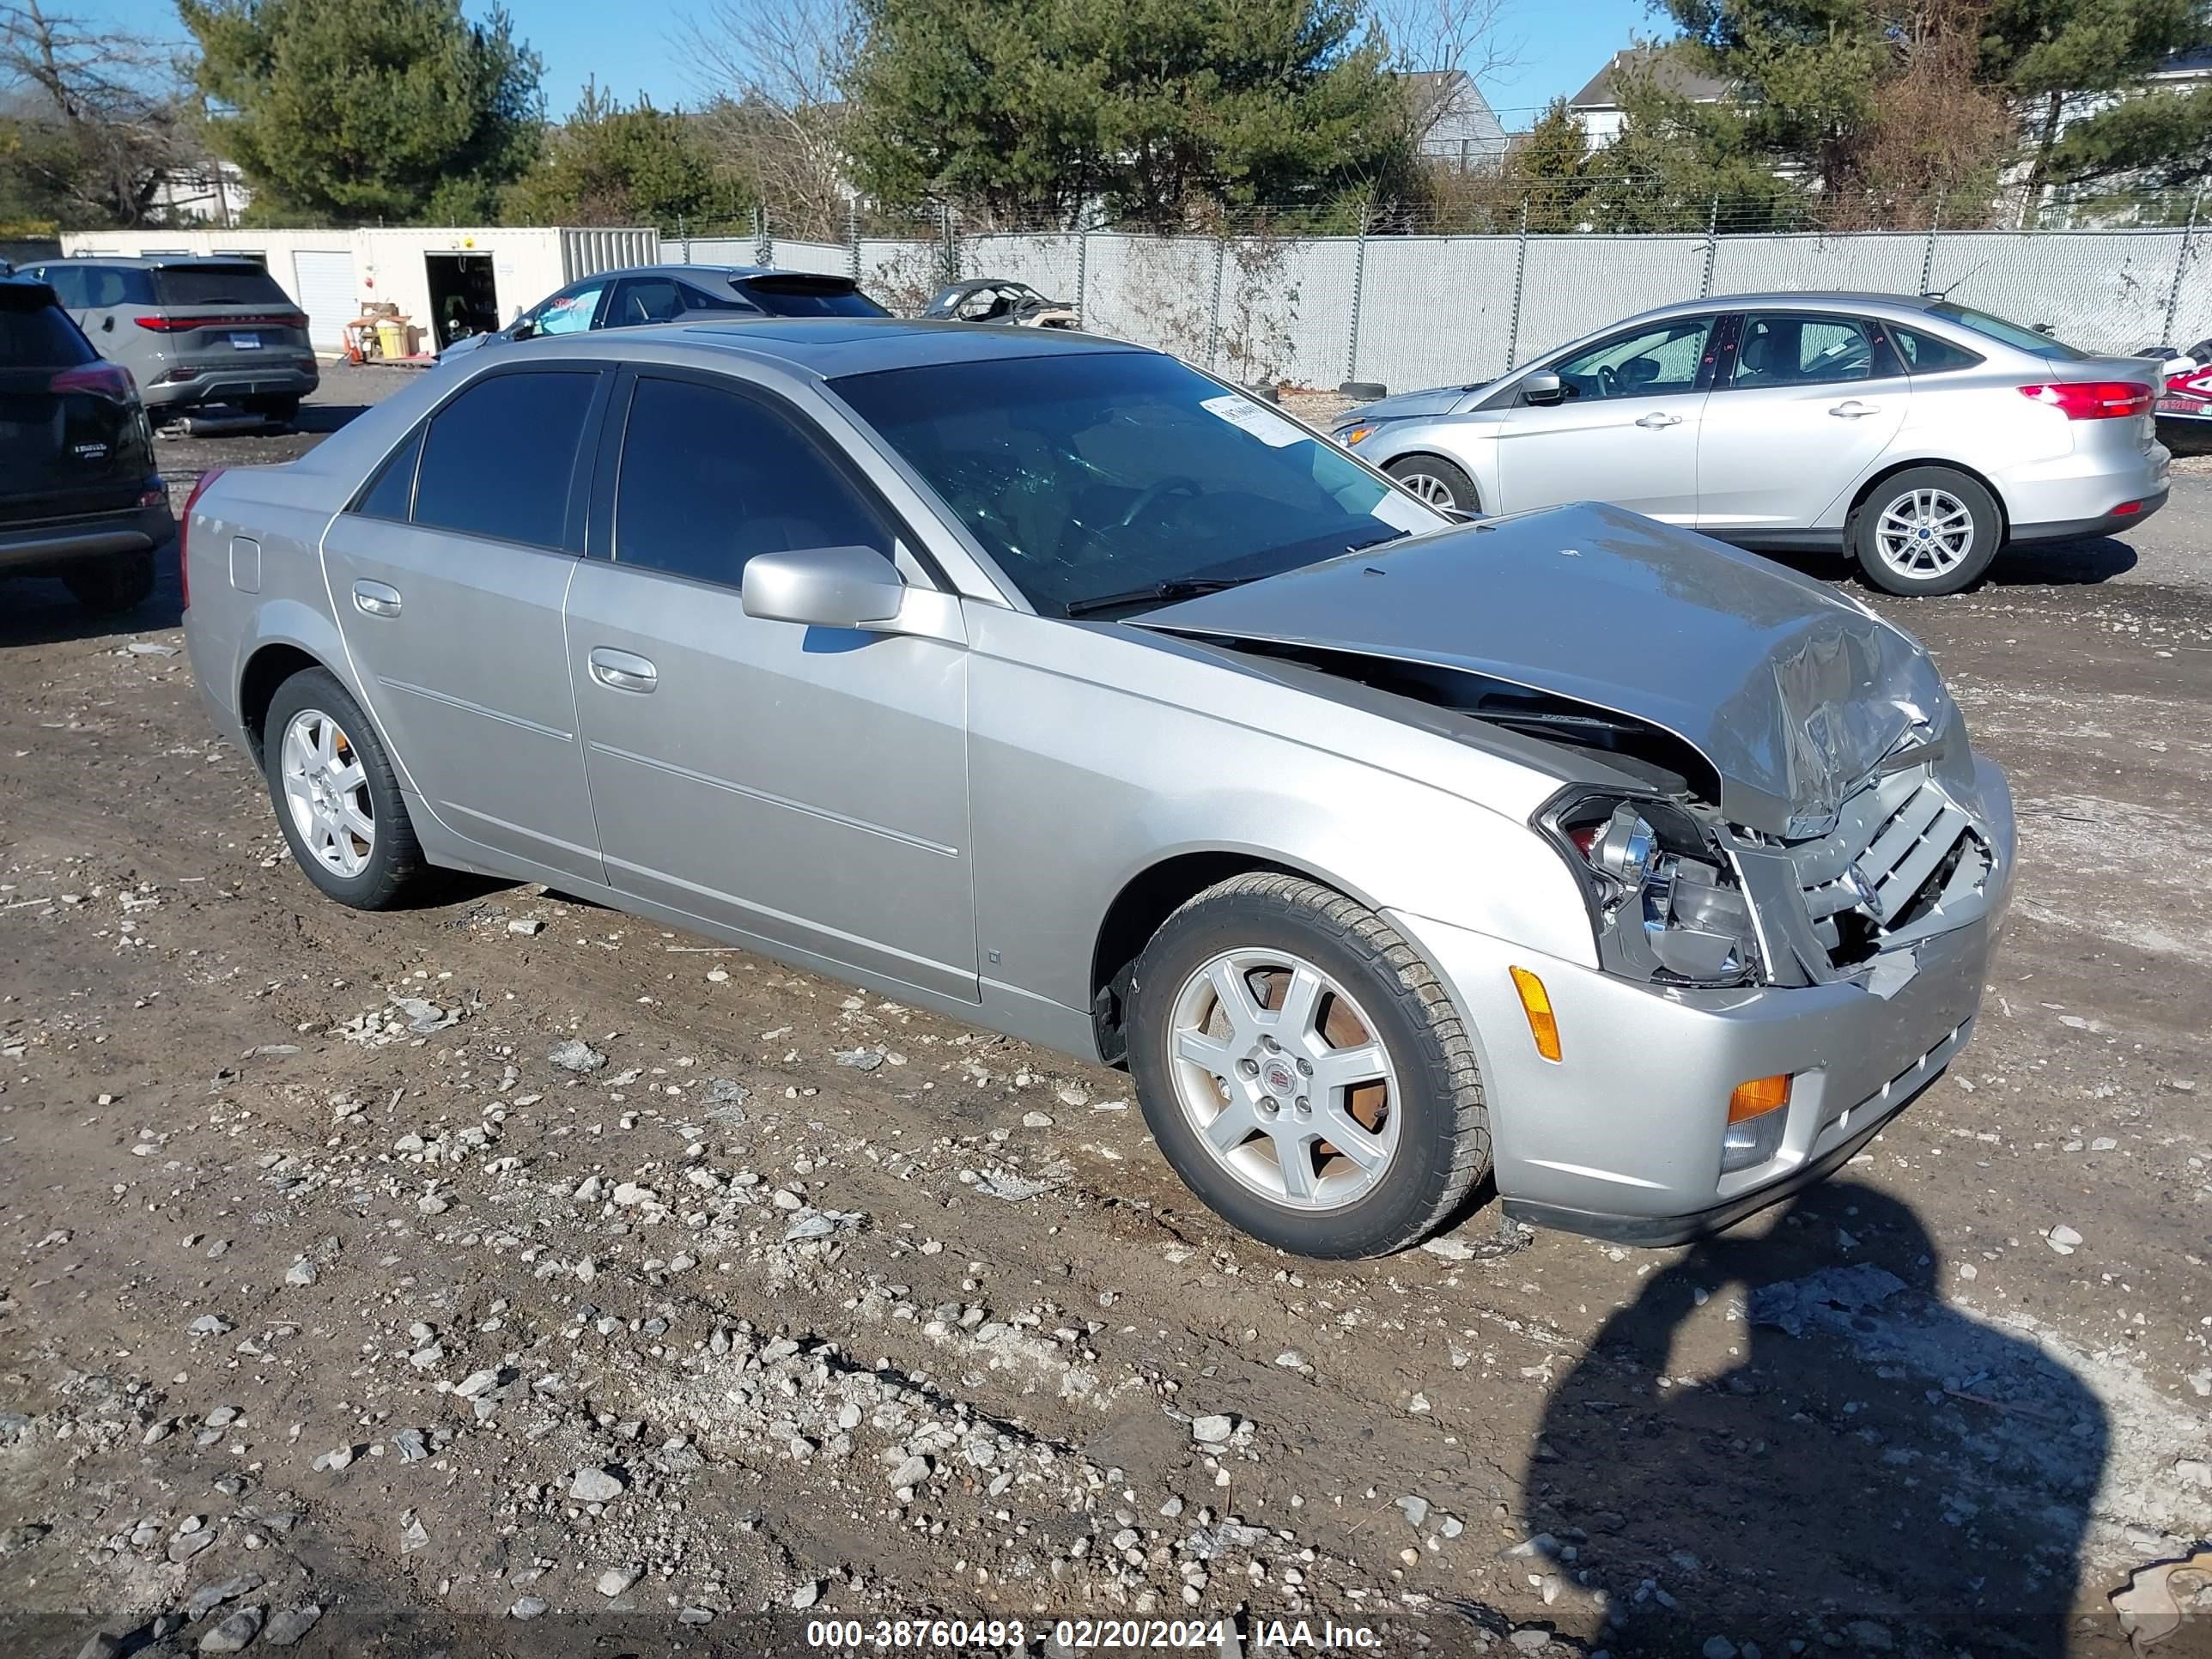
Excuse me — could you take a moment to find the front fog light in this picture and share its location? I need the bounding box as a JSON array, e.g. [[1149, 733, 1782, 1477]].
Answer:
[[1722, 1074, 1791, 1172]]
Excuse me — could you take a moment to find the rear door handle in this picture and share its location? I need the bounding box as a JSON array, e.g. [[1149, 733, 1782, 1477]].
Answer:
[[1634, 411, 1683, 428], [351, 580, 402, 617], [1829, 400, 1878, 417], [588, 647, 658, 693]]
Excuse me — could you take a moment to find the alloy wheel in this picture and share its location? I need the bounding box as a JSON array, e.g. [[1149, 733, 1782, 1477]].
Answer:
[[1399, 471, 1459, 509], [279, 708, 375, 878], [1874, 486, 1975, 579], [1164, 948, 1401, 1212]]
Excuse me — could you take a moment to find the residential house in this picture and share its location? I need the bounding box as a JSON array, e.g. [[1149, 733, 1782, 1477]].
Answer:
[[1407, 69, 1510, 170], [1567, 45, 1729, 150]]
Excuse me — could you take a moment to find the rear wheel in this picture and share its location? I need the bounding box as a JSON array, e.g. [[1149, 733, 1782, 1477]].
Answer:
[[1384, 454, 1479, 515], [1850, 465, 2001, 596], [1127, 873, 1492, 1258], [262, 667, 430, 909], [64, 549, 155, 616]]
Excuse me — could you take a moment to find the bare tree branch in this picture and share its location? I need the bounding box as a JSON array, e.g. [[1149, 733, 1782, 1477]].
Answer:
[[1366, 0, 1520, 145], [675, 0, 857, 238], [1, 0, 188, 224]]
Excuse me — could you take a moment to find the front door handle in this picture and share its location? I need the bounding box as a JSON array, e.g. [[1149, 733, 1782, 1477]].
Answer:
[[588, 647, 658, 693], [351, 580, 402, 617], [1634, 411, 1683, 428], [1829, 400, 1878, 418]]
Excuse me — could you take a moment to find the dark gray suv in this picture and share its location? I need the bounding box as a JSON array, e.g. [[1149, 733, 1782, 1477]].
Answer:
[[19, 254, 319, 423]]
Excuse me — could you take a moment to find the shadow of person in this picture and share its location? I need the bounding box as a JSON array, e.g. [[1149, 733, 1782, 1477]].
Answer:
[[1522, 1182, 2112, 1657]]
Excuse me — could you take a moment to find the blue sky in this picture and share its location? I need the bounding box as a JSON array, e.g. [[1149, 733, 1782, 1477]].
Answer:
[[110, 0, 1658, 132]]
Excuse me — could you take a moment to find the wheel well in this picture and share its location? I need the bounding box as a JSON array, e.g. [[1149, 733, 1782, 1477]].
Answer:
[[1382, 451, 1480, 511], [1845, 458, 2009, 544], [1089, 852, 1312, 1065], [238, 644, 322, 763]]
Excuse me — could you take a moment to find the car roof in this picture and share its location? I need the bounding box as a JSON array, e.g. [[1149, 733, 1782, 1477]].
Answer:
[[519, 315, 1145, 379], [579, 263, 859, 286], [1626, 290, 1948, 325], [49, 252, 272, 270]]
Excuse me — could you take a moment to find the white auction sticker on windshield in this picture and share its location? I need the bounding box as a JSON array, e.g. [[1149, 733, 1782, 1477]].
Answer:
[[1200, 393, 1308, 447]]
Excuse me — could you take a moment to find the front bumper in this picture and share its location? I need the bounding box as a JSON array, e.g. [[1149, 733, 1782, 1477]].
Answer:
[[1389, 757, 2016, 1245]]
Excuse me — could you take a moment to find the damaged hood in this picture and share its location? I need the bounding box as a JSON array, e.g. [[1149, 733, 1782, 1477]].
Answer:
[[1135, 502, 1951, 837]]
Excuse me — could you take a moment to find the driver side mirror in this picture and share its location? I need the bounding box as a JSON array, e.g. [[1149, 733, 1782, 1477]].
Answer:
[[741, 544, 905, 629], [509, 319, 537, 342], [1521, 370, 1564, 406]]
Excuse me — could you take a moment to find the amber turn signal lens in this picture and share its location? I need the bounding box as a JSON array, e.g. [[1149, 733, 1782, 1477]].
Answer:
[[1728, 1074, 1792, 1121], [1509, 967, 1562, 1062]]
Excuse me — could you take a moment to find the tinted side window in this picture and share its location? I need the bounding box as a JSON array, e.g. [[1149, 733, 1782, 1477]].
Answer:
[[1551, 318, 1713, 401], [36, 264, 88, 308], [679, 282, 754, 314], [613, 376, 890, 589], [1734, 313, 1876, 386], [607, 277, 688, 327], [413, 372, 599, 547], [356, 425, 424, 520], [1891, 326, 1982, 374]]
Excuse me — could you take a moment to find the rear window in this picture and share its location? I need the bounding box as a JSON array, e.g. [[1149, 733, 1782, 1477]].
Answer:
[[1926, 302, 2089, 362], [0, 285, 95, 368], [412, 370, 599, 547], [153, 264, 292, 308], [739, 276, 889, 319]]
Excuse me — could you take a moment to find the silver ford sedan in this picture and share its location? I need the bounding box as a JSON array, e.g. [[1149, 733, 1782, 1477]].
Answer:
[[179, 320, 2015, 1258], [1336, 292, 2169, 597]]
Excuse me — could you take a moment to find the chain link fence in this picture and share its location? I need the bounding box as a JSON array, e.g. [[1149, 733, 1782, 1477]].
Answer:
[[660, 188, 2212, 393]]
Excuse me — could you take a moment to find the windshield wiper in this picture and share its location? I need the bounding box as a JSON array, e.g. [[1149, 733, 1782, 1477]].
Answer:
[[1062, 575, 1258, 617]]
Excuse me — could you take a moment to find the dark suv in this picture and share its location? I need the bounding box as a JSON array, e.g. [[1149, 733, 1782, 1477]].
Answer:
[[18, 254, 319, 423], [0, 276, 174, 615]]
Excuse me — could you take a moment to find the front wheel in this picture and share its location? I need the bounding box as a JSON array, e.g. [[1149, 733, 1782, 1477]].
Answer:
[[262, 667, 430, 909], [1850, 466, 2002, 596], [1127, 873, 1492, 1258], [1384, 454, 1480, 515]]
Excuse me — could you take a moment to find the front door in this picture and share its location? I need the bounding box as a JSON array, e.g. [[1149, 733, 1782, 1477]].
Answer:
[[1695, 311, 1911, 534], [318, 364, 608, 885], [1494, 314, 1718, 521], [565, 368, 977, 1001]]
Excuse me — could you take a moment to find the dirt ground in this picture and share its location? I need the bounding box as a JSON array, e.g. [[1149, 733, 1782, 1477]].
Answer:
[[1, 365, 2209, 1659]]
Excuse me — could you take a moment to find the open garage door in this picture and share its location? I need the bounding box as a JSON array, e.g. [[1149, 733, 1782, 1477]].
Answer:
[[291, 248, 356, 350]]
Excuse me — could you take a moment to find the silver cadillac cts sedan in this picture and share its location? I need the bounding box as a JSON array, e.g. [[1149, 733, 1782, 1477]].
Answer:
[[179, 320, 2016, 1258]]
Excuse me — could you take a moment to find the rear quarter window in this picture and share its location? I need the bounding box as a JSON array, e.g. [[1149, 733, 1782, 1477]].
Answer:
[[410, 370, 600, 547], [154, 264, 292, 307], [0, 288, 96, 368]]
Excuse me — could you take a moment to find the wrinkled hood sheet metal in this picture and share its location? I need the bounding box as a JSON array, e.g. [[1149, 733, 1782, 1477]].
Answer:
[[1136, 502, 1948, 837]]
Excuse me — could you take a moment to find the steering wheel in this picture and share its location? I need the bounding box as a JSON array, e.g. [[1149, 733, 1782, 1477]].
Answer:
[[1595, 363, 1620, 398], [1117, 475, 1202, 529]]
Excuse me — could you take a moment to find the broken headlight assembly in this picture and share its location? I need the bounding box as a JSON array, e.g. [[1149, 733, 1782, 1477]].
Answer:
[[1540, 791, 1763, 986]]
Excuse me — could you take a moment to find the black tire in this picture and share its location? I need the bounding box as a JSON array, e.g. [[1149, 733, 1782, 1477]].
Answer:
[[247, 394, 302, 424], [1127, 872, 1492, 1258], [64, 549, 155, 616], [261, 667, 430, 910], [1848, 465, 2002, 597], [1385, 453, 1480, 515]]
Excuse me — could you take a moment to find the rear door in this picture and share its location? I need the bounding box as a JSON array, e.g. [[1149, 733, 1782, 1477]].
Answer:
[[0, 284, 148, 526], [318, 365, 610, 885], [1694, 311, 1910, 534]]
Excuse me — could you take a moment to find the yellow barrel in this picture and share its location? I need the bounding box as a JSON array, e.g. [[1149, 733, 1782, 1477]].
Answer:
[[374, 319, 408, 358]]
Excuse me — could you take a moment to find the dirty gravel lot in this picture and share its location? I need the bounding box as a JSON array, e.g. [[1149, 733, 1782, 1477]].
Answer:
[[1, 366, 2209, 1659]]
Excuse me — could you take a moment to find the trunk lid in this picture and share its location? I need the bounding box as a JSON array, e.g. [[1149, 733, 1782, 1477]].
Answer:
[[1133, 502, 1952, 837]]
